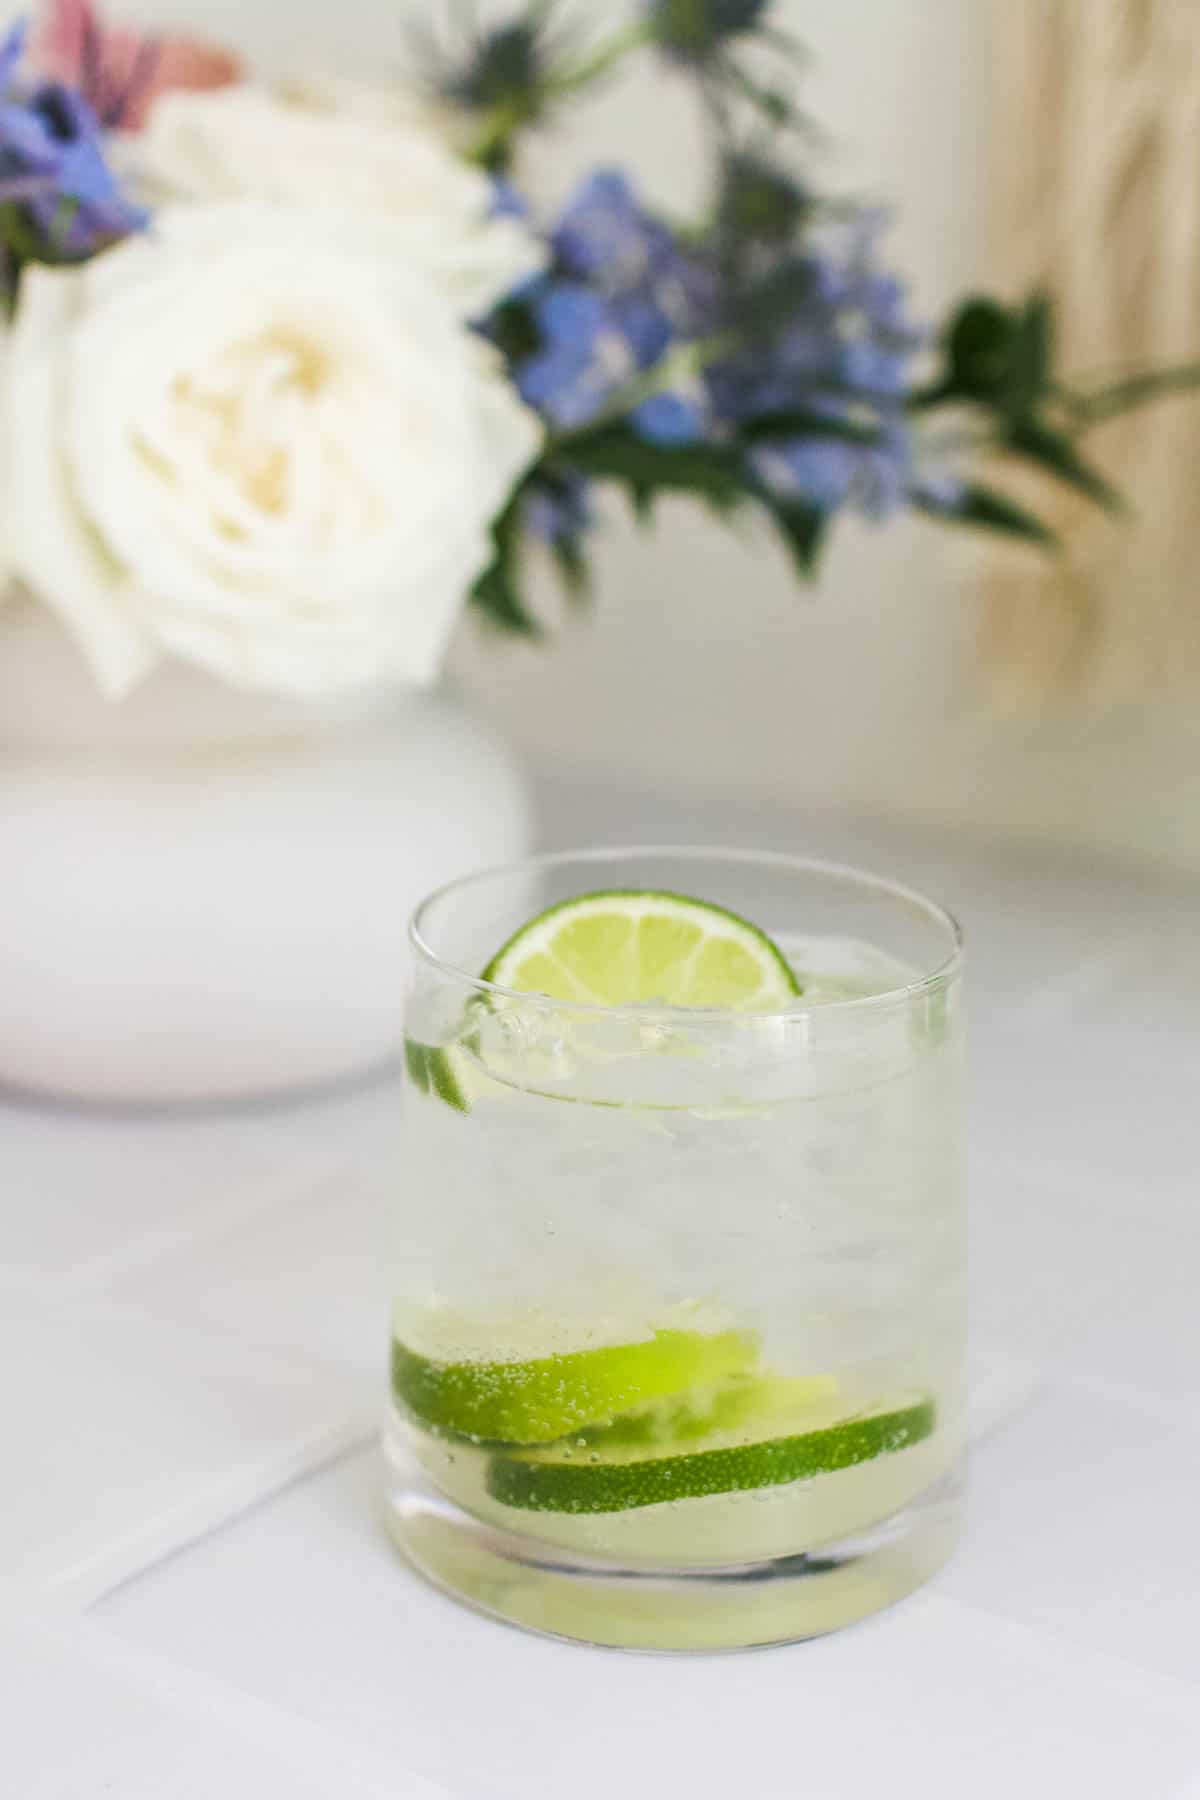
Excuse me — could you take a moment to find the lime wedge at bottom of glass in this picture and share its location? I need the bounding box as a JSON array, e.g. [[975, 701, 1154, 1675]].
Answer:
[[588, 1371, 839, 1449], [392, 1326, 760, 1446], [485, 1396, 937, 1514]]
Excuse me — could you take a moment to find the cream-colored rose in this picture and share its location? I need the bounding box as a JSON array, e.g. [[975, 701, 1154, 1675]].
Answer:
[[137, 84, 541, 318], [4, 203, 543, 699], [278, 69, 473, 150]]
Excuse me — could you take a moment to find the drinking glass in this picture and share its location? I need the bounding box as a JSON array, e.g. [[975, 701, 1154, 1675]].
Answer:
[[384, 848, 965, 1651]]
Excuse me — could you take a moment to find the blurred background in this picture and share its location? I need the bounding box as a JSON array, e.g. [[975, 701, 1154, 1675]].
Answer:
[[31, 0, 1196, 874]]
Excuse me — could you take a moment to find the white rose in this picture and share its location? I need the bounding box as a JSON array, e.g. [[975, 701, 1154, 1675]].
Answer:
[[4, 202, 543, 699], [137, 84, 542, 319], [278, 70, 473, 151]]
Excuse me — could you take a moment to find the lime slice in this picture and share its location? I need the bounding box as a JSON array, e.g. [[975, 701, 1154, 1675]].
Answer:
[[486, 1396, 936, 1514], [482, 890, 801, 1010], [404, 1038, 471, 1114], [590, 1371, 839, 1449], [391, 1326, 759, 1446]]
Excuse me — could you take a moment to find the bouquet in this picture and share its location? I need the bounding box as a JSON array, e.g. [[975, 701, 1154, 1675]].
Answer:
[[1, 0, 1194, 703]]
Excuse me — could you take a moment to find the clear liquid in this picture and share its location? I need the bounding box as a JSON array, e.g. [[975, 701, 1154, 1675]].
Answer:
[[386, 934, 965, 1645]]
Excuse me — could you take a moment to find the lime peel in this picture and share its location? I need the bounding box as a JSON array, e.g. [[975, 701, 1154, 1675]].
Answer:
[[391, 1326, 759, 1446], [404, 1038, 470, 1114], [485, 1396, 937, 1514]]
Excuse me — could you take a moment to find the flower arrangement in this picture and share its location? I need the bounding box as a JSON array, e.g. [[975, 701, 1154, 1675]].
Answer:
[[1, 0, 1195, 702]]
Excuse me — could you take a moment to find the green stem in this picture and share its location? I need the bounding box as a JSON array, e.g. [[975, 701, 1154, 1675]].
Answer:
[[914, 421, 1001, 459], [466, 19, 654, 167], [50, 196, 80, 259], [467, 97, 531, 167], [549, 19, 654, 96], [547, 333, 740, 449], [1059, 362, 1200, 429], [714, 50, 799, 127]]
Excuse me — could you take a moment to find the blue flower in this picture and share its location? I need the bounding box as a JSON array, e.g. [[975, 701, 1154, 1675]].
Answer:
[[0, 19, 25, 89], [516, 283, 629, 430], [512, 171, 710, 442], [708, 209, 925, 518], [751, 439, 858, 512], [554, 171, 666, 285], [633, 390, 706, 445], [0, 22, 145, 261], [489, 177, 529, 221]]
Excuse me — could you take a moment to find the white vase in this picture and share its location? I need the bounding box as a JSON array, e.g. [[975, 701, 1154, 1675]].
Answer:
[[0, 600, 532, 1105]]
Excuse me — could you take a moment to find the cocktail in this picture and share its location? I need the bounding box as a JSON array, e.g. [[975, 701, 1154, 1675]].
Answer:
[[385, 849, 965, 1650]]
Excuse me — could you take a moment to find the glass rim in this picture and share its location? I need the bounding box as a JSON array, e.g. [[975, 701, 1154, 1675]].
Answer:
[[409, 845, 964, 1024]]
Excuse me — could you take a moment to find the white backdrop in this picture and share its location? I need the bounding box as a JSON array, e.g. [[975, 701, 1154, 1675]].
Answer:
[[14, 0, 1200, 872]]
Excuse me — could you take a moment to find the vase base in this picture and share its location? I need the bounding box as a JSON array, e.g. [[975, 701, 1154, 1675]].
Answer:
[[0, 681, 530, 1107], [0, 1043, 410, 1120]]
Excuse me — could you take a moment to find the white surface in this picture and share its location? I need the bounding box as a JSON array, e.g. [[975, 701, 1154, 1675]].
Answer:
[[0, 1605, 451, 1799], [0, 1081, 399, 1603], [98, 1457, 1200, 1800], [2, 787, 1199, 1796]]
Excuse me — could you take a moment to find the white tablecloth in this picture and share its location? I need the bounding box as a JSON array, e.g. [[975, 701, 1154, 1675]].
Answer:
[[4, 782, 1199, 1798]]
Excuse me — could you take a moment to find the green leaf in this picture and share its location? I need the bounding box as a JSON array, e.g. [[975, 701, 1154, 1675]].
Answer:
[[565, 425, 745, 508], [486, 296, 542, 367], [468, 500, 541, 636], [759, 496, 829, 577], [739, 408, 883, 447], [717, 151, 812, 247], [470, 555, 540, 635], [0, 201, 44, 270], [629, 479, 655, 523], [549, 533, 591, 605], [943, 296, 1016, 403], [1065, 362, 1200, 428], [913, 481, 1060, 548], [1007, 290, 1054, 419], [1005, 419, 1126, 514]]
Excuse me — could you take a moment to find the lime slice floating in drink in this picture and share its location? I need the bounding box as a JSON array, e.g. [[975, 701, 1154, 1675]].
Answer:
[[405, 890, 799, 1115], [392, 1326, 760, 1446], [486, 1395, 937, 1514], [482, 890, 802, 1010]]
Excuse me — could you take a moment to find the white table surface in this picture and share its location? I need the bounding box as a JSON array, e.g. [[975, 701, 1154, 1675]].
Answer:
[[4, 777, 1199, 1799]]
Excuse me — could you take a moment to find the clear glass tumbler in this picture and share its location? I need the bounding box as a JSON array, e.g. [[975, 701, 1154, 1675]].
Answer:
[[384, 848, 965, 1651]]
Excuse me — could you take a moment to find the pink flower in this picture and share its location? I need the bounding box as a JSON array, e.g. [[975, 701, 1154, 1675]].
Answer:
[[32, 0, 239, 132]]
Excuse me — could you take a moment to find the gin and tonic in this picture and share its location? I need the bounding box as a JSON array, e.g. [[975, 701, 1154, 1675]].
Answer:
[[385, 849, 964, 1650]]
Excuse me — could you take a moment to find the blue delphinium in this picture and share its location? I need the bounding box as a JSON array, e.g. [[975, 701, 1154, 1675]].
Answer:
[[0, 20, 145, 270], [455, 1, 1180, 634], [708, 209, 926, 519], [515, 171, 710, 446]]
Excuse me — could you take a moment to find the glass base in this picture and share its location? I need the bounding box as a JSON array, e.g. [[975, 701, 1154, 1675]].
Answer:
[[383, 1456, 964, 1653]]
